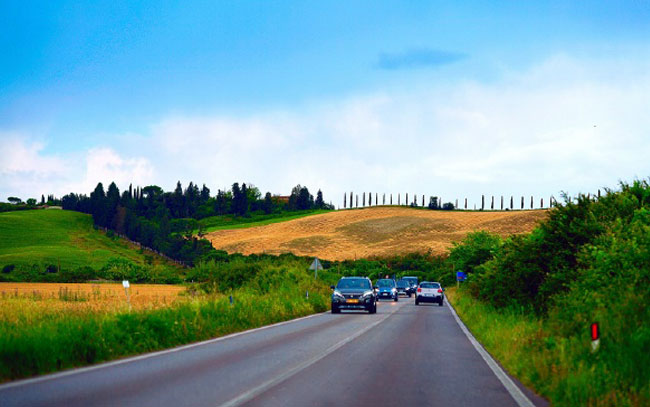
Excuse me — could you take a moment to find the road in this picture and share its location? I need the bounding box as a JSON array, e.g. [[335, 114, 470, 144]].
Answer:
[[0, 298, 546, 407]]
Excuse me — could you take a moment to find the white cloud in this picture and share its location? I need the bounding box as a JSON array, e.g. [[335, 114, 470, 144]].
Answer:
[[0, 134, 67, 176], [78, 148, 154, 193], [141, 54, 649, 208], [0, 136, 154, 201], [2, 54, 649, 208], [0, 134, 70, 200]]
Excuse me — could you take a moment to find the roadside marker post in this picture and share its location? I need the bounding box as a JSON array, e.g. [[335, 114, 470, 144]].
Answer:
[[122, 280, 131, 310], [591, 322, 600, 352], [229, 295, 234, 306]]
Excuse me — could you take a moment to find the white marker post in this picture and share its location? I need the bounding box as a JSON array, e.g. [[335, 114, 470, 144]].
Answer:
[[122, 280, 131, 310], [591, 322, 600, 352]]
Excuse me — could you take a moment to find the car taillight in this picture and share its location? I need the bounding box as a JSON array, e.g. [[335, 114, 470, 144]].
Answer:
[[417, 288, 421, 292], [437, 289, 443, 293]]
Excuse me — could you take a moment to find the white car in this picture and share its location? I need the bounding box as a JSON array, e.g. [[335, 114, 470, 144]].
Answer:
[[415, 281, 444, 306]]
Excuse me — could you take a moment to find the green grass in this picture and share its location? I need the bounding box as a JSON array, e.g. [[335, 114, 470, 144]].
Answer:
[[446, 287, 650, 407], [0, 257, 335, 382], [0, 289, 330, 382], [198, 209, 331, 232], [0, 209, 173, 271]]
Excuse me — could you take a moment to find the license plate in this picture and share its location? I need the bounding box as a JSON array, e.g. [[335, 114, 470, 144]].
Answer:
[[346, 299, 359, 304]]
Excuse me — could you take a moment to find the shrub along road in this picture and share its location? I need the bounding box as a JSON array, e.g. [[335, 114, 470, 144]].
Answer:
[[0, 298, 546, 407]]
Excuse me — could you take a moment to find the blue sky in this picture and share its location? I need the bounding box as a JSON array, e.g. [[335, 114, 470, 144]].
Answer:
[[1, 1, 649, 206]]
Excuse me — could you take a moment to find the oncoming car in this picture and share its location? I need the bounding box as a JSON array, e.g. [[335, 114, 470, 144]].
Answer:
[[415, 281, 444, 306], [396, 279, 411, 297], [331, 277, 377, 314], [401, 276, 419, 296], [375, 278, 398, 301]]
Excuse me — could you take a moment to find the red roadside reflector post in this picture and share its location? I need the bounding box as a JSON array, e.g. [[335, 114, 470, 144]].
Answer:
[[591, 322, 600, 352]]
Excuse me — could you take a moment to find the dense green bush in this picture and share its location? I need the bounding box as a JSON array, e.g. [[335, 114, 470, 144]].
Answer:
[[99, 257, 151, 282], [471, 180, 650, 313], [452, 179, 650, 405]]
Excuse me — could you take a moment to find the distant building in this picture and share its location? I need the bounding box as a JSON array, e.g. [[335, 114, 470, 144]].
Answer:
[[273, 195, 290, 204]]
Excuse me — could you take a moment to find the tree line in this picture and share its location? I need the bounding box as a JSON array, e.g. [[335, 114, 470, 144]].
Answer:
[[59, 181, 333, 265]]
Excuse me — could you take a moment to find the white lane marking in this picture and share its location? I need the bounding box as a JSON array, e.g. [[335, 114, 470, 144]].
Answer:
[[0, 310, 329, 391], [217, 302, 403, 407], [446, 300, 536, 407]]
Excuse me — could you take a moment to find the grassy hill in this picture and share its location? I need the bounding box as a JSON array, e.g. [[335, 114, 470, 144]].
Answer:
[[197, 209, 332, 233], [0, 209, 176, 272]]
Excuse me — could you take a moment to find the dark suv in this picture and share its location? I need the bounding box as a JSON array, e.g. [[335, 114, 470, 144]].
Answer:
[[402, 276, 419, 296], [331, 277, 377, 314], [396, 279, 411, 297]]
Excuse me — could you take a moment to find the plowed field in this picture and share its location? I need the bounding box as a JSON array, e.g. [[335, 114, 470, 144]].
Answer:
[[205, 207, 548, 260]]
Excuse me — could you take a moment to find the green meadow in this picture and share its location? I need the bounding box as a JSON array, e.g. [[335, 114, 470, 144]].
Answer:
[[197, 209, 331, 232], [0, 209, 173, 271]]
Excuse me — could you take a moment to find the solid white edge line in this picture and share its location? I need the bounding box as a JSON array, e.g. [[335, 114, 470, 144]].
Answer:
[[446, 300, 536, 407], [0, 310, 329, 391], [216, 303, 401, 407]]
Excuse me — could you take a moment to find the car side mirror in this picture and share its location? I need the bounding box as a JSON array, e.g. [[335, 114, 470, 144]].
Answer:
[[330, 285, 335, 290], [373, 286, 378, 290], [442, 287, 446, 291]]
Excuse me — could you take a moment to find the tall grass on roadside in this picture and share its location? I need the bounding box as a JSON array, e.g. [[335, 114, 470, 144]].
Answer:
[[0, 288, 328, 382], [447, 288, 650, 407]]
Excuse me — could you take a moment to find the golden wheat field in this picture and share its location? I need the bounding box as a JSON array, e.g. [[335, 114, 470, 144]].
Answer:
[[0, 283, 188, 323], [206, 207, 548, 260]]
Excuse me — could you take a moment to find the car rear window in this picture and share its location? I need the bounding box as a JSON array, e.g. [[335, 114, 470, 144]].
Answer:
[[420, 283, 440, 289]]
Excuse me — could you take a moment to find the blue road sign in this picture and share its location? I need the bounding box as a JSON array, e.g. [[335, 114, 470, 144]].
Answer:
[[456, 271, 466, 281]]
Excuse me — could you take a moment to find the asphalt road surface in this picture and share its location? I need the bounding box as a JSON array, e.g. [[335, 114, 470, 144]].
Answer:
[[0, 298, 547, 407]]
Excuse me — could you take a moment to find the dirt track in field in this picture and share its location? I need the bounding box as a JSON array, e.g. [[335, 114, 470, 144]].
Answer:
[[205, 207, 548, 261]]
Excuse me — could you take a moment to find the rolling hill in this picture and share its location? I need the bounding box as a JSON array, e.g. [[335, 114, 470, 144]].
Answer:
[[205, 207, 548, 260], [0, 209, 176, 271]]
